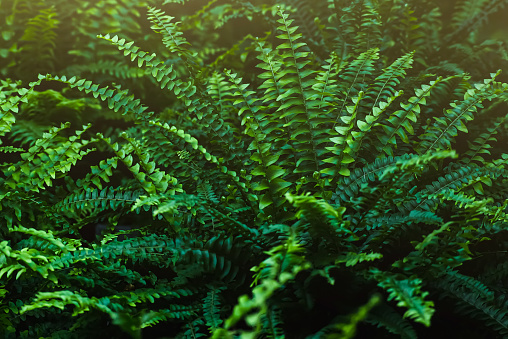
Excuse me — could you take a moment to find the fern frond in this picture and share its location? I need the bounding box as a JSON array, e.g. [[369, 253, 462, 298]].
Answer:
[[18, 7, 59, 72], [400, 165, 482, 213], [447, 0, 508, 43], [0, 145, 24, 153], [333, 154, 411, 204], [40, 74, 152, 119], [351, 0, 383, 53], [260, 305, 284, 339], [336, 48, 379, 119], [225, 69, 291, 211], [21, 287, 193, 316], [63, 60, 146, 80], [147, 6, 199, 75], [8, 120, 49, 149], [221, 231, 310, 334], [417, 71, 507, 155], [287, 193, 347, 228], [203, 286, 224, 331], [322, 92, 366, 177], [54, 186, 143, 221], [9, 225, 75, 254], [461, 114, 507, 164], [370, 269, 435, 327], [307, 294, 381, 339], [441, 270, 494, 302], [435, 276, 508, 336], [141, 305, 198, 328], [147, 121, 249, 194], [376, 76, 444, 156], [274, 8, 322, 176], [367, 303, 417, 339], [368, 52, 414, 111], [3, 123, 95, 191], [0, 81, 40, 138], [96, 34, 200, 113], [176, 236, 251, 283], [327, 0, 382, 55], [335, 251, 383, 267]]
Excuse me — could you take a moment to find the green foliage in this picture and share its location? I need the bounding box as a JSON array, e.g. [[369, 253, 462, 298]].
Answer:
[[1, 1, 508, 338]]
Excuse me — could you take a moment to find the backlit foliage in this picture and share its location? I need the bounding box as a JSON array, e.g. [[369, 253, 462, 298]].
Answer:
[[1, 1, 508, 338]]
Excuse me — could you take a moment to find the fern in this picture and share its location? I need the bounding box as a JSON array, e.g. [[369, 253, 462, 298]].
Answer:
[[203, 286, 224, 331], [17, 7, 59, 76], [2, 2, 508, 338], [366, 303, 417, 339], [371, 269, 435, 327], [417, 71, 507, 155]]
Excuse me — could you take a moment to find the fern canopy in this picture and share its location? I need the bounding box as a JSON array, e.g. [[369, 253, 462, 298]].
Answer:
[[1, 1, 508, 338]]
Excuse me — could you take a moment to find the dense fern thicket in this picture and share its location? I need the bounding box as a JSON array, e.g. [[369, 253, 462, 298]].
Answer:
[[2, 1, 508, 338]]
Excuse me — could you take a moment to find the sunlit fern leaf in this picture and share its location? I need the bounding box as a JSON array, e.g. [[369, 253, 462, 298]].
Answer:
[[322, 92, 365, 177], [21, 287, 193, 317], [273, 8, 324, 180], [336, 48, 379, 118], [0, 80, 42, 138], [286, 192, 353, 247], [40, 74, 152, 118], [366, 51, 414, 112], [224, 69, 291, 211], [3, 123, 95, 191]]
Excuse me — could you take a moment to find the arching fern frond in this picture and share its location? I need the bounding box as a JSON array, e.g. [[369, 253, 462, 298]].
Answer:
[[434, 275, 508, 337], [417, 71, 507, 155], [3, 123, 95, 192], [333, 154, 411, 204], [54, 186, 143, 222], [147, 6, 199, 74], [21, 287, 194, 317], [400, 165, 483, 213], [461, 114, 507, 165], [375, 76, 444, 156]]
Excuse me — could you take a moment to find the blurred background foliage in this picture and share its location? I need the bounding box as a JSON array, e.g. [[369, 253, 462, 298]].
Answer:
[[2, 0, 507, 83], [2, 0, 507, 151]]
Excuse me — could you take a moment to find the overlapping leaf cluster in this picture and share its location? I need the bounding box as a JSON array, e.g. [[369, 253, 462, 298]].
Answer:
[[1, 1, 508, 338]]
